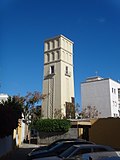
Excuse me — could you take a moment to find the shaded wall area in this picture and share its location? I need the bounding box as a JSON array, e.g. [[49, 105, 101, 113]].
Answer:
[[37, 128, 78, 144], [89, 118, 120, 150], [0, 136, 13, 158]]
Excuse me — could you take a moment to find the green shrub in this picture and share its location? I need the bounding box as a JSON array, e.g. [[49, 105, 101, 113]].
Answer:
[[30, 119, 71, 132]]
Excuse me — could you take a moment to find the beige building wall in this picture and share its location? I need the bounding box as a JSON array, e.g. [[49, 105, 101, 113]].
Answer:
[[42, 35, 74, 118], [89, 118, 120, 149]]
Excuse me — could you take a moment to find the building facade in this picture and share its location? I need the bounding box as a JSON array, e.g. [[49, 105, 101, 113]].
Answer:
[[0, 94, 8, 103], [42, 35, 75, 118], [81, 76, 120, 118]]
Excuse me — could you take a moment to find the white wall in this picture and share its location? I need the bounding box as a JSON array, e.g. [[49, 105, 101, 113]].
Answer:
[[109, 79, 120, 117], [0, 94, 8, 103], [81, 78, 120, 118], [81, 79, 111, 117], [21, 120, 25, 142]]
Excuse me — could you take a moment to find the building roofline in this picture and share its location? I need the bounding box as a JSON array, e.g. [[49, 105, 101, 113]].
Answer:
[[86, 76, 103, 80], [0, 93, 8, 96], [44, 34, 74, 44], [81, 78, 109, 84], [81, 77, 120, 85]]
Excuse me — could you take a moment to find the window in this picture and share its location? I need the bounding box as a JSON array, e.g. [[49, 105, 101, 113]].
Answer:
[[57, 51, 60, 59], [112, 88, 114, 93], [115, 101, 117, 107], [113, 101, 117, 107], [66, 52, 68, 60], [112, 88, 116, 94], [66, 66, 68, 74], [118, 89, 120, 99], [65, 66, 71, 77], [114, 89, 116, 94], [113, 101, 115, 106], [50, 66, 54, 74], [48, 42, 50, 50], [47, 54, 50, 62], [52, 52, 54, 61], [52, 41, 54, 48], [57, 39, 59, 47]]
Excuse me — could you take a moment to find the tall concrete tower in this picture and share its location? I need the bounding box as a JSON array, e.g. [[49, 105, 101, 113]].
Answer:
[[42, 35, 75, 118]]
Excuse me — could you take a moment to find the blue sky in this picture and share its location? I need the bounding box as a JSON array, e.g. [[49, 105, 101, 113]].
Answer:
[[1, 0, 120, 106]]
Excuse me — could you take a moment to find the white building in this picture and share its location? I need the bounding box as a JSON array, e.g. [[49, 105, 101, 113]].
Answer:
[[0, 94, 8, 103], [81, 76, 120, 118], [42, 35, 75, 118]]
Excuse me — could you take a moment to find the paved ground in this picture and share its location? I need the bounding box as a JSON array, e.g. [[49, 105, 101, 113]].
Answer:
[[0, 143, 40, 160]]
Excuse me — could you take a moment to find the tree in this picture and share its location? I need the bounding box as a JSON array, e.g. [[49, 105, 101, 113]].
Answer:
[[75, 103, 80, 113], [79, 106, 100, 119], [0, 91, 46, 138], [0, 96, 23, 138], [54, 108, 64, 119], [75, 103, 81, 119], [16, 91, 46, 124]]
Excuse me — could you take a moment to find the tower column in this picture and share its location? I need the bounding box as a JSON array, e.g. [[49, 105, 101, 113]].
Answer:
[[42, 35, 75, 118]]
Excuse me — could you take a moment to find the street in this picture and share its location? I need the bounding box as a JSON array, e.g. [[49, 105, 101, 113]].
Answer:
[[1, 144, 40, 160]]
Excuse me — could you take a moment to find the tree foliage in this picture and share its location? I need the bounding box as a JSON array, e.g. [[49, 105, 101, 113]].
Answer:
[[0, 96, 23, 138], [30, 119, 71, 132], [14, 91, 46, 124], [0, 91, 46, 138], [24, 91, 46, 123], [80, 106, 100, 119], [54, 108, 64, 119], [75, 103, 80, 113]]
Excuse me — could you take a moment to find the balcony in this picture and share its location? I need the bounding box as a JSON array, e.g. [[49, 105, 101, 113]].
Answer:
[[65, 72, 71, 77], [44, 72, 55, 80]]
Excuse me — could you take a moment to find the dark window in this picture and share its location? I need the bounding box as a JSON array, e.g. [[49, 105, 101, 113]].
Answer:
[[52, 41, 54, 48], [48, 42, 50, 50], [71, 97, 75, 104], [50, 66, 54, 74], [57, 51, 60, 59], [47, 54, 50, 62], [66, 66, 68, 74], [52, 52, 54, 61], [112, 88, 114, 93]]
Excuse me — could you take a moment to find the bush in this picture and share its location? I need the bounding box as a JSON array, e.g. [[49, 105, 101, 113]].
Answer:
[[30, 119, 71, 132]]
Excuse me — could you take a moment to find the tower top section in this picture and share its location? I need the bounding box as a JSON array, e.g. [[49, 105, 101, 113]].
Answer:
[[44, 35, 73, 53], [44, 35, 73, 44]]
